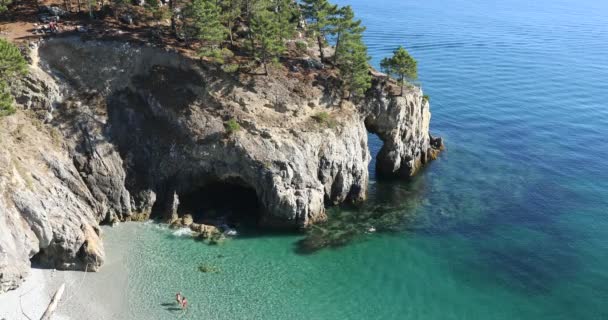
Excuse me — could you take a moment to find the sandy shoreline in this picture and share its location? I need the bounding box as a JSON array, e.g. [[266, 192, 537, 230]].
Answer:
[[0, 266, 128, 320], [0, 268, 70, 320], [0, 225, 133, 320]]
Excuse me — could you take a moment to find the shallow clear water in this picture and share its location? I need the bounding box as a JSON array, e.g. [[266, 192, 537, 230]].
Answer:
[[103, 0, 608, 318]]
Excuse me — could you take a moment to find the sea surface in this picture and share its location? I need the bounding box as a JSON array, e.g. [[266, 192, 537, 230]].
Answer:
[[100, 0, 608, 319]]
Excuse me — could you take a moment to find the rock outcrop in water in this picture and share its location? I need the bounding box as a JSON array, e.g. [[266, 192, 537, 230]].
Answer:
[[0, 37, 442, 292]]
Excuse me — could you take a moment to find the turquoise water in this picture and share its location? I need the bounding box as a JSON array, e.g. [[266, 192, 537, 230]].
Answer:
[[104, 0, 608, 319]]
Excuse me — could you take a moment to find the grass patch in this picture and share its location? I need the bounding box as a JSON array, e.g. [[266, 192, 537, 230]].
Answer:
[[0, 104, 15, 117], [221, 63, 240, 73], [312, 111, 336, 128], [0, 82, 16, 117], [295, 41, 308, 55], [224, 118, 241, 135], [199, 48, 235, 64]]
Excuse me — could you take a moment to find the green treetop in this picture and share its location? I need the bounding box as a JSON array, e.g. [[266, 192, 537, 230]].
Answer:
[[0, 38, 28, 116], [0, 39, 27, 77], [243, 0, 260, 57], [330, 5, 364, 64], [250, 2, 286, 75], [300, 0, 338, 61], [219, 0, 243, 46], [270, 0, 297, 42], [183, 0, 227, 48], [382, 46, 417, 96], [335, 30, 371, 99], [379, 56, 392, 78]]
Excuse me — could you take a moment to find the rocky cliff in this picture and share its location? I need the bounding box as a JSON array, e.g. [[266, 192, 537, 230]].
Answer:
[[0, 37, 442, 292]]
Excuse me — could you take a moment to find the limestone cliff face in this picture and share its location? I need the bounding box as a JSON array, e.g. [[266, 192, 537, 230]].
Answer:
[[0, 112, 105, 292], [0, 37, 441, 292]]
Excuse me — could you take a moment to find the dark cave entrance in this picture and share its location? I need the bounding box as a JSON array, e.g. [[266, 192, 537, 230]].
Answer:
[[177, 178, 261, 227]]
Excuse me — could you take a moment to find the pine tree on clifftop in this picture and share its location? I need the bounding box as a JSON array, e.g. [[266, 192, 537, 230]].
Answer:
[[183, 0, 227, 49], [335, 29, 371, 99], [300, 0, 337, 61], [220, 0, 242, 46], [250, 2, 286, 75], [382, 46, 418, 96], [330, 5, 364, 65], [270, 0, 298, 42]]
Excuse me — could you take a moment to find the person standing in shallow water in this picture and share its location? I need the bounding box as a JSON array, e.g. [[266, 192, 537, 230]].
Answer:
[[181, 297, 188, 309], [176, 292, 183, 306]]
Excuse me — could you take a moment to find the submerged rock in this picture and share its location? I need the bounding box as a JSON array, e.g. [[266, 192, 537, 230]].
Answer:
[[0, 37, 442, 292]]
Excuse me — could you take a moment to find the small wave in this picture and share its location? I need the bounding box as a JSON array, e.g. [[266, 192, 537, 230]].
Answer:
[[172, 228, 194, 237]]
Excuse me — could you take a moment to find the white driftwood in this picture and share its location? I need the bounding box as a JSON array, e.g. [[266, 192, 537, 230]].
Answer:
[[40, 283, 65, 320]]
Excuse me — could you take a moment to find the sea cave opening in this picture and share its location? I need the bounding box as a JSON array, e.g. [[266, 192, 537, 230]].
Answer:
[[176, 177, 261, 227], [367, 132, 384, 181]]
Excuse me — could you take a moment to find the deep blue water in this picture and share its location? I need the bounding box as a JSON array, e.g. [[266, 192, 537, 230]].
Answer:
[[351, 0, 608, 317], [97, 0, 608, 319]]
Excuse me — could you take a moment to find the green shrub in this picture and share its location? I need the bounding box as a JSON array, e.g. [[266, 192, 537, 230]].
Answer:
[[199, 48, 224, 63], [312, 111, 337, 128], [312, 111, 330, 123], [0, 0, 12, 13], [149, 6, 171, 20], [200, 48, 235, 65], [220, 48, 234, 59], [221, 63, 240, 73], [0, 38, 28, 117], [224, 118, 241, 134], [422, 94, 430, 103], [295, 41, 308, 55], [239, 60, 258, 73], [0, 82, 16, 117]]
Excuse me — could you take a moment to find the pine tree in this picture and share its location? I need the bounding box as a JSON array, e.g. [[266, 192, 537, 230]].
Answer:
[[243, 0, 259, 57], [0, 39, 27, 117], [250, 4, 285, 75], [183, 0, 227, 48], [383, 46, 417, 95], [300, 0, 337, 61], [335, 31, 371, 99], [380, 57, 392, 79], [0, 39, 27, 77], [330, 5, 363, 65], [220, 0, 242, 46], [269, 0, 296, 42]]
